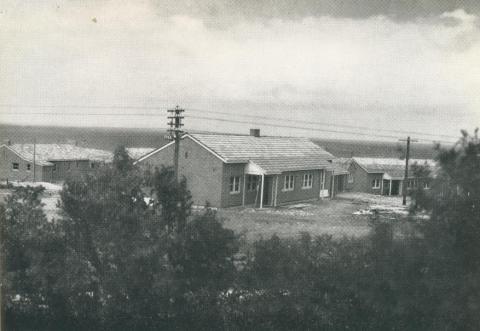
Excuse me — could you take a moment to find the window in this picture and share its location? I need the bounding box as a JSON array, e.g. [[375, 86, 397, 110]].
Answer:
[[229, 176, 241, 194], [52, 164, 57, 171], [302, 173, 313, 189], [90, 162, 95, 169], [284, 175, 295, 191], [247, 175, 258, 191], [76, 161, 80, 168], [423, 182, 430, 189], [184, 151, 188, 158], [348, 173, 354, 183], [26, 164, 31, 171], [372, 179, 380, 189], [12, 162, 19, 170], [66, 162, 71, 171]]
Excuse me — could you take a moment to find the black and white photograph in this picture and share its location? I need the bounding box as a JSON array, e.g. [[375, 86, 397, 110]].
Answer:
[[0, 0, 479, 330]]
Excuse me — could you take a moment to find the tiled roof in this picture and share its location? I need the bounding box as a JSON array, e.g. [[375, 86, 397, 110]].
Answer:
[[190, 133, 333, 161], [126, 148, 155, 161], [5, 144, 113, 166], [189, 133, 334, 174], [353, 157, 436, 179]]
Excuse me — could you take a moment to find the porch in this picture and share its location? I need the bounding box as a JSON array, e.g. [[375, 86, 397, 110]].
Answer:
[[381, 174, 404, 196], [242, 174, 279, 208], [241, 166, 328, 208]]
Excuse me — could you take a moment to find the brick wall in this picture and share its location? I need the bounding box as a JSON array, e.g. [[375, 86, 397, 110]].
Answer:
[[275, 170, 321, 205], [137, 137, 225, 207], [347, 161, 383, 194], [50, 160, 101, 182], [221, 163, 246, 207], [0, 146, 45, 182]]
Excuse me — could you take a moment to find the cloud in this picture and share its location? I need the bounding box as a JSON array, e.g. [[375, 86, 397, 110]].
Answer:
[[0, 1, 478, 139], [149, 0, 480, 23]]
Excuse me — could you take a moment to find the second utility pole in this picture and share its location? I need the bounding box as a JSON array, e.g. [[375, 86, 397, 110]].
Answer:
[[399, 136, 417, 206], [33, 138, 36, 183], [167, 105, 184, 182]]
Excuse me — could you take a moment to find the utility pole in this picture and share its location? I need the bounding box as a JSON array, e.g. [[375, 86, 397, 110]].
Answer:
[[399, 136, 418, 205], [33, 138, 36, 183], [167, 105, 184, 183]]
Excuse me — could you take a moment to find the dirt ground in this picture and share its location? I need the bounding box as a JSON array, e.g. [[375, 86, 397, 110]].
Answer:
[[216, 192, 415, 244], [217, 199, 373, 243]]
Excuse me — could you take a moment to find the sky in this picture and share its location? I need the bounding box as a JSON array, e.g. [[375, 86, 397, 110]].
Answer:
[[0, 0, 479, 143]]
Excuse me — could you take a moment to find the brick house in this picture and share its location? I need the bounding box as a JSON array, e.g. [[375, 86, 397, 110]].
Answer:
[[135, 130, 336, 208], [346, 157, 435, 196], [0, 143, 112, 183]]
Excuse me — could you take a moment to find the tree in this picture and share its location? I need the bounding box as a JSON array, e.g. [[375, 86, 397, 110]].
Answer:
[[112, 145, 134, 173], [168, 208, 238, 290], [2, 146, 238, 329], [409, 161, 434, 211], [57, 147, 238, 329], [414, 129, 480, 329], [58, 146, 173, 329], [2, 186, 67, 330], [420, 129, 480, 270], [149, 166, 192, 235]]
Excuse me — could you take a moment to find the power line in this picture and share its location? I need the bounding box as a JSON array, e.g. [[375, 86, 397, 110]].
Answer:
[[187, 114, 457, 144], [0, 108, 458, 144], [0, 104, 164, 110], [187, 107, 460, 140], [0, 103, 460, 140]]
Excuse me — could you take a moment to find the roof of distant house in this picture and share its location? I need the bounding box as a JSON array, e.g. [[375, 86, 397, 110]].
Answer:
[[126, 148, 156, 161], [138, 133, 335, 174], [1, 144, 113, 166], [352, 157, 436, 179], [330, 158, 351, 175]]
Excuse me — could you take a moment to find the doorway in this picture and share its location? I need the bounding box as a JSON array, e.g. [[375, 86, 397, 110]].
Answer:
[[391, 180, 401, 195], [262, 176, 272, 206], [382, 180, 390, 195]]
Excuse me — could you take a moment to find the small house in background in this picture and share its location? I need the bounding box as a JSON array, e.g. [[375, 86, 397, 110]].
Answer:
[[135, 129, 337, 208], [0, 143, 112, 183], [346, 157, 435, 196]]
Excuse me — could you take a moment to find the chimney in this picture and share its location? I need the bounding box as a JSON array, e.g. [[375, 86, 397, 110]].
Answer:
[[250, 129, 260, 137], [3, 139, 11, 146]]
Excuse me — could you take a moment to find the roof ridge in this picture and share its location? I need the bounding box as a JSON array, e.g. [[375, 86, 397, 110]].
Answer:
[[190, 132, 312, 139]]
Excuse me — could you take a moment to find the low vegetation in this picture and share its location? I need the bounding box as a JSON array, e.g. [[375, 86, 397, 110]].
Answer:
[[1, 130, 479, 330]]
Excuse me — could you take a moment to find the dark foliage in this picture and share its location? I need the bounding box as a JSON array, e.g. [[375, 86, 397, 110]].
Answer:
[[168, 208, 238, 290], [2, 186, 67, 330]]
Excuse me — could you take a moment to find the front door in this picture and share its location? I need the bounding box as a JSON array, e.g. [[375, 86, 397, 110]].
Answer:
[[382, 180, 390, 195], [391, 180, 400, 195]]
